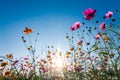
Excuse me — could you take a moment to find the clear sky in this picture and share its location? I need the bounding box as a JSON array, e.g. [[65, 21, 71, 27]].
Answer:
[[0, 0, 120, 58]]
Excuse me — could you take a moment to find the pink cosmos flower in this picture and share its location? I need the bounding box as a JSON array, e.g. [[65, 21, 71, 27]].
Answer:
[[67, 66, 72, 72], [42, 67, 48, 73], [98, 65, 103, 70], [95, 34, 101, 40], [74, 67, 83, 72], [83, 8, 96, 20], [106, 11, 113, 19], [70, 22, 81, 31], [23, 56, 29, 60], [81, 52, 85, 55], [86, 56, 90, 59], [100, 22, 106, 30], [74, 67, 81, 72]]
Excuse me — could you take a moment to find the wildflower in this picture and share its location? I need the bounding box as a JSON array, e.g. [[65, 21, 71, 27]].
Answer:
[[98, 65, 103, 71], [23, 56, 29, 60], [70, 27, 75, 31], [83, 8, 96, 20], [1, 62, 8, 67], [104, 36, 109, 42], [78, 48, 81, 50], [86, 56, 90, 59], [5, 70, 11, 76], [50, 61, 53, 64], [100, 22, 106, 30], [104, 60, 108, 65], [95, 35, 101, 40], [95, 33, 102, 40], [66, 55, 70, 58], [77, 40, 83, 46], [81, 52, 85, 56], [27, 47, 31, 50], [67, 66, 72, 72], [70, 47, 74, 51], [66, 51, 71, 55], [43, 68, 48, 73], [23, 27, 33, 34], [12, 75, 18, 79], [74, 67, 83, 72], [6, 54, 13, 59], [47, 55, 51, 58], [105, 11, 113, 19], [70, 22, 81, 31]]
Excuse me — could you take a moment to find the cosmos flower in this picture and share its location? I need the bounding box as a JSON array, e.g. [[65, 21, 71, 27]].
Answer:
[[77, 40, 83, 46], [86, 56, 90, 59], [70, 47, 74, 51], [5, 70, 11, 76], [67, 66, 72, 72], [74, 67, 83, 72], [105, 11, 113, 19], [23, 27, 33, 34], [42, 67, 48, 73], [95, 33, 102, 40], [100, 22, 106, 30], [70, 22, 81, 31], [95, 35, 101, 40], [23, 56, 29, 60], [98, 65, 103, 71], [1, 62, 8, 67], [81, 52, 85, 56], [83, 8, 96, 20], [6, 54, 13, 59], [104, 36, 109, 42], [12, 75, 18, 79]]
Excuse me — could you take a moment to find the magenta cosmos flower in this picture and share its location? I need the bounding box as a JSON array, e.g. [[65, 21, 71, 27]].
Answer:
[[70, 22, 81, 31], [23, 56, 29, 60], [100, 22, 106, 30], [106, 11, 113, 19], [83, 8, 96, 20], [95, 33, 102, 40]]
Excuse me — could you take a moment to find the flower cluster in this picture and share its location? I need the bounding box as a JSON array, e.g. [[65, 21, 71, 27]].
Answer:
[[0, 8, 120, 80]]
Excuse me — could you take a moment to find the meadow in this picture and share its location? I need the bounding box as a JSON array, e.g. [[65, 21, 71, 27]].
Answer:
[[0, 8, 120, 80]]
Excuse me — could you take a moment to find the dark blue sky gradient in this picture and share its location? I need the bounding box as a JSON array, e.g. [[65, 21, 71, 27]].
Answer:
[[0, 0, 120, 58]]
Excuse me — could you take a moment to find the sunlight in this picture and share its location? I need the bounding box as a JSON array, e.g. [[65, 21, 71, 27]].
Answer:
[[52, 57, 63, 68], [52, 46, 64, 70]]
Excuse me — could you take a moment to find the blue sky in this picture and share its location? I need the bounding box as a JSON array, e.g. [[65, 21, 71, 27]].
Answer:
[[0, 0, 120, 58]]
